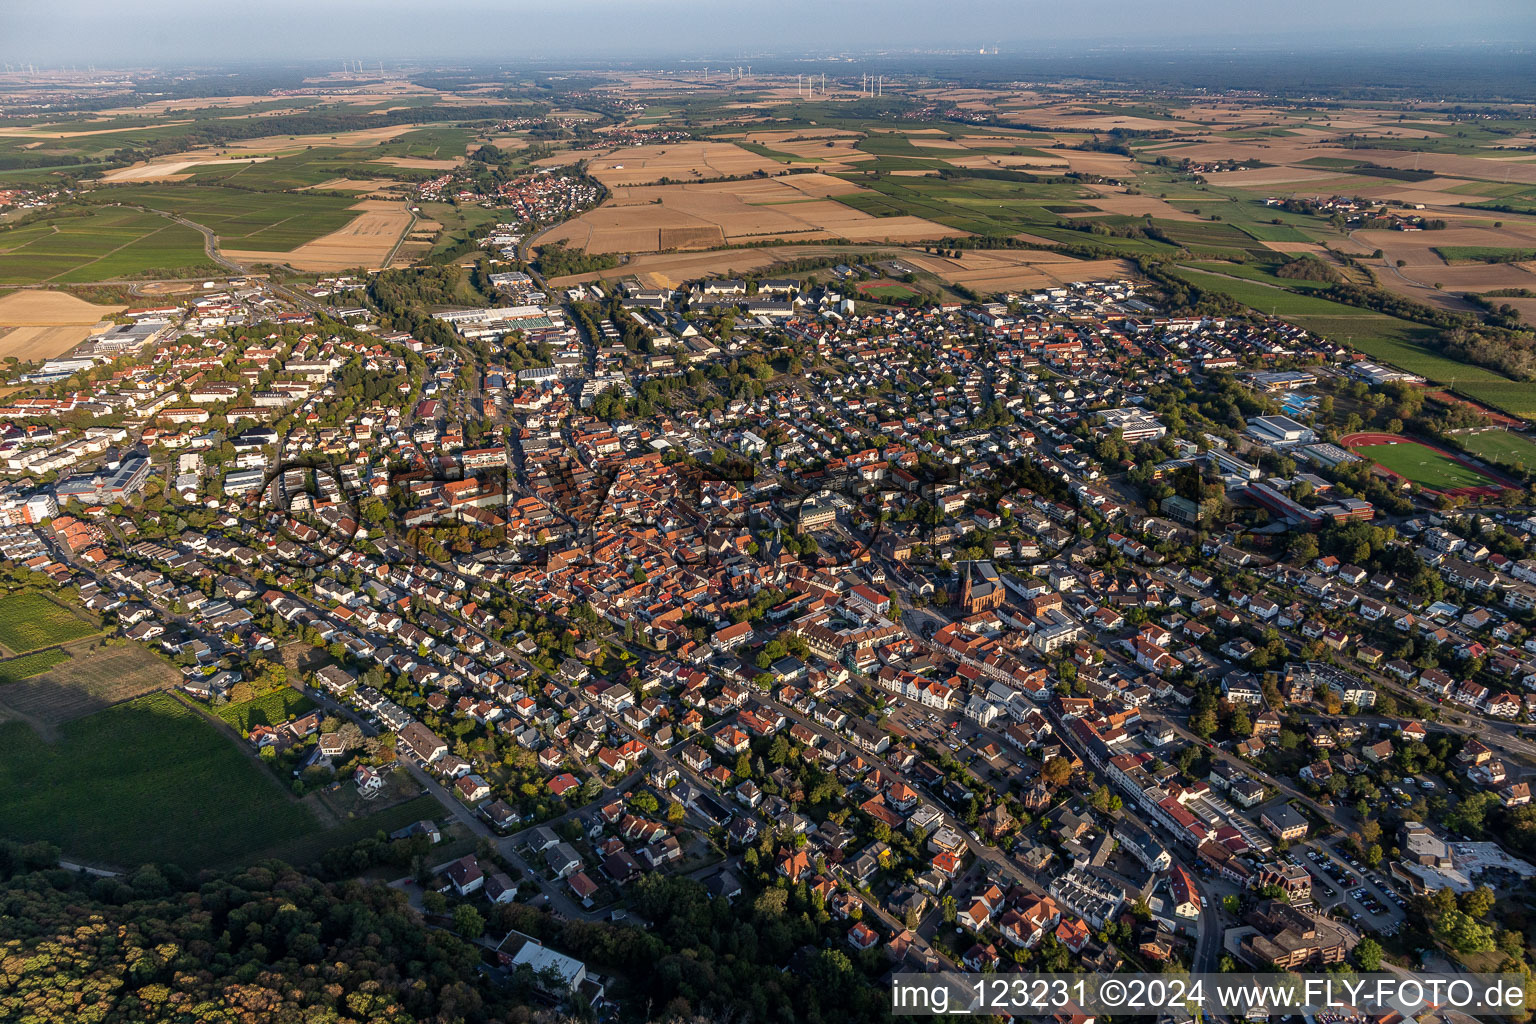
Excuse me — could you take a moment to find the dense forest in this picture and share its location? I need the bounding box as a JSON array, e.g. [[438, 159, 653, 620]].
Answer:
[[0, 841, 516, 1024]]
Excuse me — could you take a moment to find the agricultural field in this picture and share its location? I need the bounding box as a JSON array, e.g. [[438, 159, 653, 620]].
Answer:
[[223, 198, 415, 271], [542, 174, 956, 253], [98, 184, 365, 252], [1455, 429, 1536, 473], [0, 592, 100, 654], [0, 649, 70, 686], [418, 200, 502, 256], [1170, 264, 1536, 416], [1170, 267, 1381, 316], [216, 686, 317, 735], [1433, 246, 1536, 265], [0, 691, 320, 868], [550, 141, 787, 186], [0, 640, 178, 733], [0, 204, 212, 285], [1451, 382, 1536, 420], [0, 289, 125, 362], [898, 248, 1134, 294]]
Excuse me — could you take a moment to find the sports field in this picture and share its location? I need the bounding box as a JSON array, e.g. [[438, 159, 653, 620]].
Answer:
[[0, 593, 100, 654], [0, 691, 320, 868], [1455, 429, 1536, 473], [1343, 432, 1511, 496]]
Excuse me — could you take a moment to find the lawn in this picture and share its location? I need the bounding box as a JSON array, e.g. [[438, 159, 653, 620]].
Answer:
[[858, 280, 922, 301], [216, 685, 317, 735], [0, 648, 70, 685], [1455, 429, 1536, 472], [1353, 440, 1499, 491], [96, 184, 364, 252], [0, 691, 321, 868], [0, 593, 99, 654]]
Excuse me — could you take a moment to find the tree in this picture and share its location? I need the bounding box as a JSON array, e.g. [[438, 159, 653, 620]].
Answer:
[[1354, 937, 1382, 971], [336, 721, 363, 751], [1042, 756, 1072, 788], [452, 903, 485, 940], [1462, 884, 1495, 920]]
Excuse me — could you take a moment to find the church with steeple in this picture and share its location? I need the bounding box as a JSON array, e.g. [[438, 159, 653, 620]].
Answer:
[[958, 560, 1004, 615]]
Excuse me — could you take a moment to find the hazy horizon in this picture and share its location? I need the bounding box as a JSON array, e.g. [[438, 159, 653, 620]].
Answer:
[[5, 0, 1535, 67]]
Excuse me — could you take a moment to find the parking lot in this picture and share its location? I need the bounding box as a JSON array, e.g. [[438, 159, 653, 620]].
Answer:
[[1304, 841, 1409, 935]]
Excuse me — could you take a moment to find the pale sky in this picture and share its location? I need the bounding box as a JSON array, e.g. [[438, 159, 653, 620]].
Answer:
[[4, 0, 1534, 65]]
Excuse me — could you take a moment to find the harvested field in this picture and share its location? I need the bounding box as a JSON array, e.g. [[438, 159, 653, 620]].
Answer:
[[1350, 227, 1536, 313], [772, 172, 868, 198], [901, 249, 1135, 293], [1500, 297, 1536, 327], [0, 324, 104, 361], [1261, 241, 1331, 254], [301, 177, 404, 194], [547, 141, 786, 185], [0, 290, 123, 326], [101, 156, 274, 183], [740, 130, 871, 168], [202, 124, 419, 153], [378, 156, 461, 170], [1068, 187, 1203, 221], [1347, 148, 1536, 186], [542, 177, 956, 254], [224, 198, 413, 271], [546, 243, 945, 289]]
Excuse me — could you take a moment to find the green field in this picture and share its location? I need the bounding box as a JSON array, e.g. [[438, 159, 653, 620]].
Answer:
[[1453, 381, 1536, 419], [97, 185, 363, 252], [1455, 429, 1536, 472], [1354, 440, 1498, 491], [1433, 246, 1536, 265], [1171, 265, 1536, 417], [0, 205, 213, 284], [858, 280, 922, 301], [0, 649, 70, 685], [733, 140, 822, 164], [1170, 267, 1372, 316], [1185, 260, 1337, 292], [0, 593, 100, 654], [216, 686, 317, 734], [829, 173, 1176, 252], [0, 691, 321, 868]]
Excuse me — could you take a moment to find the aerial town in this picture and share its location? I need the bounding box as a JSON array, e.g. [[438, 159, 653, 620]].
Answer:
[[2, 8, 1536, 1024]]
